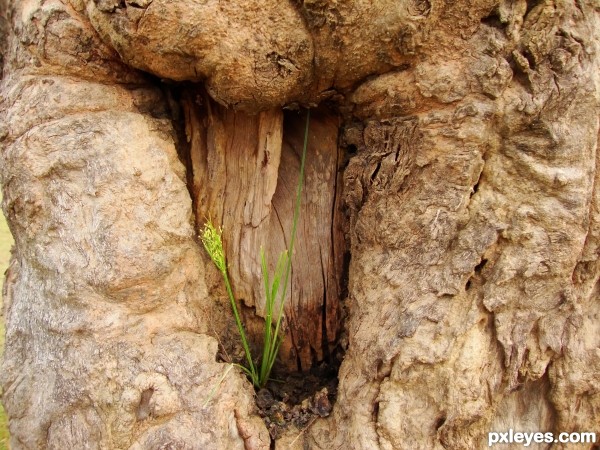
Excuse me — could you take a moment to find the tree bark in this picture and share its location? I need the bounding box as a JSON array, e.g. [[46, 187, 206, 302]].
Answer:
[[1, 0, 599, 449]]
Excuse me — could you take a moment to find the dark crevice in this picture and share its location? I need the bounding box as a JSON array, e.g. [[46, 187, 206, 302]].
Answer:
[[471, 179, 480, 198], [474, 258, 488, 274], [328, 137, 348, 369], [481, 8, 506, 31], [525, 0, 543, 17], [161, 83, 201, 229], [320, 264, 332, 366], [341, 143, 357, 171], [370, 161, 382, 183], [340, 250, 351, 301], [522, 49, 537, 70], [507, 53, 533, 91], [466, 258, 488, 291], [376, 359, 384, 377], [435, 414, 447, 430], [372, 401, 380, 422]]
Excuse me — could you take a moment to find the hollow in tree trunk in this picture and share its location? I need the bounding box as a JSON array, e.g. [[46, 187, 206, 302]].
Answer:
[[0, 0, 599, 449]]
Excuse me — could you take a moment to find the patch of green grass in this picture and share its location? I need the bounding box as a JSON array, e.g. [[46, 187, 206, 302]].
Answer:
[[201, 109, 310, 389], [0, 195, 13, 450]]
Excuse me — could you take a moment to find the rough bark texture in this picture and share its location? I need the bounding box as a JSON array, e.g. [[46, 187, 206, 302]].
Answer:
[[309, 2, 600, 449], [1, 0, 599, 449]]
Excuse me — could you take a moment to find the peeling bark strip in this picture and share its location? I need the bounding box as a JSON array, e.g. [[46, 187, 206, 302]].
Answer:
[[184, 93, 344, 371]]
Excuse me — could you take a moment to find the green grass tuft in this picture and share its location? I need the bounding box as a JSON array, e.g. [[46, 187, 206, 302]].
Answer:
[[202, 109, 310, 388]]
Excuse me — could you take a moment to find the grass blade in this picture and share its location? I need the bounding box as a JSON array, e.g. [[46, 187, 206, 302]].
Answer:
[[260, 109, 310, 386], [201, 221, 258, 386], [202, 109, 311, 389]]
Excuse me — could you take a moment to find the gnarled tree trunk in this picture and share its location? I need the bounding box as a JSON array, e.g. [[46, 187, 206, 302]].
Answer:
[[0, 0, 598, 449]]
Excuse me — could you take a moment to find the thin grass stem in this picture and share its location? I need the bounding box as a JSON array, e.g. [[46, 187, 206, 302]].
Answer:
[[221, 270, 257, 383], [202, 109, 310, 389], [267, 109, 310, 373]]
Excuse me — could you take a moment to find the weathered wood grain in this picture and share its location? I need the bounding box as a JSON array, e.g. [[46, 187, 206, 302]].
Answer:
[[185, 96, 343, 370]]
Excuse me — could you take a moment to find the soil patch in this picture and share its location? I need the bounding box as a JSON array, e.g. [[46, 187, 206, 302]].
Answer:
[[256, 362, 338, 440]]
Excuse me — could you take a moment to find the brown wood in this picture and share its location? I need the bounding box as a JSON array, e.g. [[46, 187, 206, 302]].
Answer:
[[184, 93, 343, 370]]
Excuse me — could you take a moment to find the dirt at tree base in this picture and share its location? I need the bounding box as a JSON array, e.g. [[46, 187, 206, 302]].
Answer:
[[256, 363, 338, 441]]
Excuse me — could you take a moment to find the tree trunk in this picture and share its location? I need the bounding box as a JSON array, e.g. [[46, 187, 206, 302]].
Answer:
[[1, 1, 599, 449], [182, 97, 344, 371]]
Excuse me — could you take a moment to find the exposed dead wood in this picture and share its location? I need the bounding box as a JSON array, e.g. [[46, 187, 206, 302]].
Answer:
[[184, 93, 344, 370]]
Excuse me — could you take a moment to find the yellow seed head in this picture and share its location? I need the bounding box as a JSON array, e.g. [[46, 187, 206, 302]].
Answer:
[[201, 221, 227, 274]]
